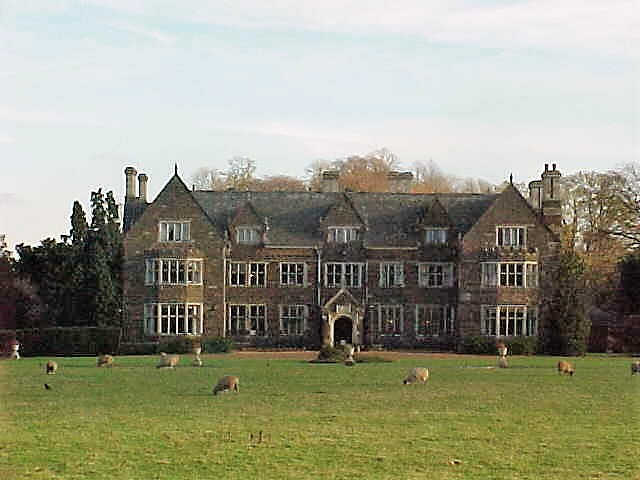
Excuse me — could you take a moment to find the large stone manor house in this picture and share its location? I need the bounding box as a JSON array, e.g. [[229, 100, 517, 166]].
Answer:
[[122, 164, 562, 348]]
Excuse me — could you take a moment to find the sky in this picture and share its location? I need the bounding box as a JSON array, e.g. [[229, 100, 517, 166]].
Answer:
[[1, 0, 639, 252]]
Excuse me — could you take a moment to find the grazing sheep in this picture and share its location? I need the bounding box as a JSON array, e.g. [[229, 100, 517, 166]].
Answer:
[[631, 361, 640, 375], [498, 356, 509, 369], [403, 367, 430, 385], [557, 360, 575, 376], [213, 375, 239, 395], [97, 354, 114, 368], [157, 352, 179, 369], [46, 360, 58, 375]]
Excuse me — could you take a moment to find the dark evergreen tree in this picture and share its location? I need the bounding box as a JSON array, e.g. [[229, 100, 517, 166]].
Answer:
[[105, 191, 123, 316], [539, 249, 591, 355], [14, 239, 73, 326], [84, 189, 121, 326], [85, 235, 118, 327], [70, 200, 88, 249], [68, 201, 89, 324], [619, 253, 640, 314], [0, 255, 43, 330]]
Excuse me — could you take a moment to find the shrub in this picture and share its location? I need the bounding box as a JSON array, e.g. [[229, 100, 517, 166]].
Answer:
[[15, 327, 121, 356], [201, 337, 234, 353], [411, 336, 456, 351], [314, 344, 351, 362], [458, 336, 496, 355], [505, 337, 538, 355], [118, 342, 158, 356], [158, 336, 202, 354]]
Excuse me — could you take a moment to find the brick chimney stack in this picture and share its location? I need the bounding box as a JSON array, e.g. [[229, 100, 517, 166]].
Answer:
[[320, 170, 341, 192], [540, 163, 562, 234], [125, 167, 137, 199], [138, 173, 148, 203], [387, 171, 414, 193], [528, 180, 542, 211]]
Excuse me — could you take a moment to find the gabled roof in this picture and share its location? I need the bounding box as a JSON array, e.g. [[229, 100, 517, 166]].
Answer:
[[190, 190, 498, 247], [321, 193, 365, 228], [230, 201, 262, 228], [323, 288, 362, 312], [416, 197, 451, 228]]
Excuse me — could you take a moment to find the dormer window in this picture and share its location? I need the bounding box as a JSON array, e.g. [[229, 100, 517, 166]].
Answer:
[[236, 226, 261, 245], [159, 221, 190, 242], [424, 228, 447, 245], [328, 227, 360, 244], [497, 226, 526, 248]]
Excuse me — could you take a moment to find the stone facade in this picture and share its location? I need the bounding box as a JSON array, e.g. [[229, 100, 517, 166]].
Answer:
[[122, 165, 561, 349]]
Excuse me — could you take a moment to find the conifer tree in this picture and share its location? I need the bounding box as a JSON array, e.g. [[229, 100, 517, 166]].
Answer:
[[68, 201, 89, 324], [85, 189, 119, 326]]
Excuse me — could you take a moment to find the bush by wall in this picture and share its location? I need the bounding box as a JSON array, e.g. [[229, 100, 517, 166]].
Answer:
[[15, 327, 121, 356], [458, 336, 539, 355], [458, 336, 497, 354], [201, 337, 234, 353], [118, 342, 159, 356], [505, 337, 538, 355]]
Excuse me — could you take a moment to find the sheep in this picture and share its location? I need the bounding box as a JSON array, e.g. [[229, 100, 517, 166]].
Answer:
[[213, 375, 240, 395], [498, 356, 509, 369], [631, 361, 640, 375], [344, 344, 356, 366], [45, 360, 58, 375], [557, 360, 575, 376], [97, 354, 114, 368], [157, 352, 179, 369], [192, 344, 203, 367], [496, 340, 508, 358], [403, 367, 430, 385]]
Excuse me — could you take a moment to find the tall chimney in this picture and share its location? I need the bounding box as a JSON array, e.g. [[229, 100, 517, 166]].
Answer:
[[138, 174, 148, 203], [320, 170, 341, 193], [540, 163, 562, 234], [387, 171, 414, 193], [528, 180, 542, 211], [125, 167, 137, 199]]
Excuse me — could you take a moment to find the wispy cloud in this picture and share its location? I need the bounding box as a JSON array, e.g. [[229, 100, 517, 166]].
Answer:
[[78, 0, 639, 57], [104, 20, 177, 45]]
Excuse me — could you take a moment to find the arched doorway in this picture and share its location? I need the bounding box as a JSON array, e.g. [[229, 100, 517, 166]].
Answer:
[[333, 316, 353, 344]]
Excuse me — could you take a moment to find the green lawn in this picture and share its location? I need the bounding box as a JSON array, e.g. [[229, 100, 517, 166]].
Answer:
[[1, 353, 638, 480]]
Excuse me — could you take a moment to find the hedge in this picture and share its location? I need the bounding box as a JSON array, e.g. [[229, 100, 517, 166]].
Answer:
[[14, 327, 122, 356]]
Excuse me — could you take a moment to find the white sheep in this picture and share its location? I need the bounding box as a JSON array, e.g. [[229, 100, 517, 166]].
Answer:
[[213, 375, 240, 395], [97, 354, 114, 368], [403, 367, 430, 384], [45, 360, 58, 375], [157, 352, 179, 368]]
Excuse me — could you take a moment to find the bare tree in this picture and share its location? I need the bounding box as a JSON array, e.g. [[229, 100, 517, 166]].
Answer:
[[190, 167, 225, 190], [605, 162, 640, 249], [252, 175, 307, 192], [411, 160, 454, 193], [226, 156, 257, 191]]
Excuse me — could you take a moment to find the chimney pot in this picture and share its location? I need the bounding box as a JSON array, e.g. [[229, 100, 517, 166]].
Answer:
[[544, 163, 549, 172]]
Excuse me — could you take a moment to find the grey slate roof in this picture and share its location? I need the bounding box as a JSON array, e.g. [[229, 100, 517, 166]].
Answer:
[[191, 190, 498, 247]]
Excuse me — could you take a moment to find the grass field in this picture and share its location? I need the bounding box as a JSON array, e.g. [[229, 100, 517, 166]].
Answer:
[[1, 353, 638, 480]]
